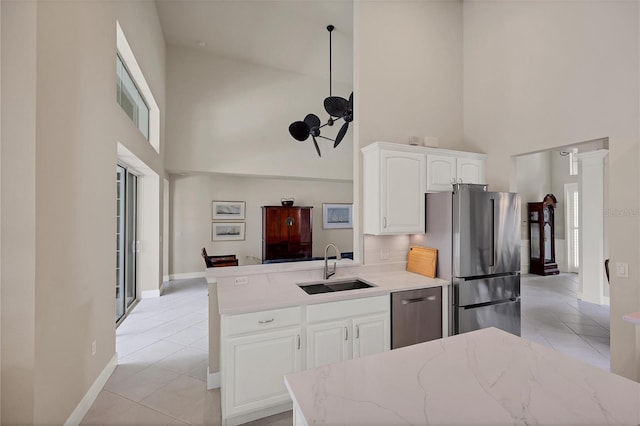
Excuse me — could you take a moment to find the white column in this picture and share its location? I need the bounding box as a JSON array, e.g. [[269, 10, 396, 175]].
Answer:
[[576, 150, 608, 304]]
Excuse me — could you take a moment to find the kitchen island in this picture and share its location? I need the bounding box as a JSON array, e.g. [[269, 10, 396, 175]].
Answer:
[[208, 260, 449, 425], [285, 327, 640, 425]]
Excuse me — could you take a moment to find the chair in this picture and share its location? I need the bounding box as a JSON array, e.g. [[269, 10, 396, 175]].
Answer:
[[202, 248, 238, 267]]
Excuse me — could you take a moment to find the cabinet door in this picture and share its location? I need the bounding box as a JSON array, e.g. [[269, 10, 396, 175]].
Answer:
[[457, 157, 485, 184], [286, 207, 312, 259], [380, 150, 426, 234], [352, 314, 389, 359], [224, 327, 303, 417], [306, 320, 350, 369], [426, 154, 457, 192]]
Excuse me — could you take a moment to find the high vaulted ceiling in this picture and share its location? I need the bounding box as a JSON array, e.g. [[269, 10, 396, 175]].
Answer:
[[155, 0, 354, 83]]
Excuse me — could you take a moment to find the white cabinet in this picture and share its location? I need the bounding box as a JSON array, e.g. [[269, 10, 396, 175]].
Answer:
[[224, 327, 302, 417], [306, 296, 390, 369], [426, 152, 486, 192], [306, 319, 349, 368], [352, 314, 388, 359], [221, 307, 303, 425], [221, 297, 390, 425], [362, 143, 426, 235]]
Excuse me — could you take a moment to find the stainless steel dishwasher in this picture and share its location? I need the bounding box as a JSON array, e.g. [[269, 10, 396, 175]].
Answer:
[[391, 287, 442, 349]]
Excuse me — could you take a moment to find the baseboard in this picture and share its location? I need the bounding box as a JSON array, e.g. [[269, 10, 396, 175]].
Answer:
[[142, 289, 160, 298], [65, 353, 118, 426], [162, 274, 170, 282], [207, 368, 220, 390], [169, 271, 206, 281], [602, 296, 610, 306]]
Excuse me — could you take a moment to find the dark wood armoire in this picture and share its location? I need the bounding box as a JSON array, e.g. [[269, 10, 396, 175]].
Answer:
[[262, 206, 312, 262], [528, 202, 560, 276]]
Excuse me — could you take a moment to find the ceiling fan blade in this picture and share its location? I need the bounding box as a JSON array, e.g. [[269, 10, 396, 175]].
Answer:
[[324, 96, 349, 117], [289, 121, 310, 141], [312, 136, 322, 157], [304, 113, 321, 129], [334, 122, 349, 148]]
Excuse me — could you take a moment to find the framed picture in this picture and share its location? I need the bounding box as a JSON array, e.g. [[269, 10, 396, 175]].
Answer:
[[323, 203, 353, 229], [212, 222, 245, 241], [212, 201, 245, 220]]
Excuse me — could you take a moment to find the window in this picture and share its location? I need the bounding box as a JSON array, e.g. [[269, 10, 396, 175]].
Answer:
[[117, 55, 149, 140], [569, 152, 579, 176], [116, 21, 159, 152]]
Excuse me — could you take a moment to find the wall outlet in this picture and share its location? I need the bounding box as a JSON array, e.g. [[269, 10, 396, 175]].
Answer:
[[380, 248, 390, 261], [615, 262, 628, 278], [235, 276, 249, 285], [91, 340, 97, 356]]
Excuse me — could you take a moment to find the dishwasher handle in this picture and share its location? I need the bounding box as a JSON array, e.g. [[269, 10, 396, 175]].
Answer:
[[401, 295, 437, 305]]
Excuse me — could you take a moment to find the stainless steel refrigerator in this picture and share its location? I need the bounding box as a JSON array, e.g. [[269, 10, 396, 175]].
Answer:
[[426, 184, 521, 336]]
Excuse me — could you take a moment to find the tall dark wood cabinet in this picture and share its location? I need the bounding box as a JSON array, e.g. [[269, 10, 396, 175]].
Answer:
[[262, 206, 312, 262], [528, 202, 559, 276]]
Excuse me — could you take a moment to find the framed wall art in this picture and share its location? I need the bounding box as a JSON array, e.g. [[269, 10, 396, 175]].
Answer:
[[212, 201, 245, 220], [212, 222, 245, 241], [322, 203, 353, 229]]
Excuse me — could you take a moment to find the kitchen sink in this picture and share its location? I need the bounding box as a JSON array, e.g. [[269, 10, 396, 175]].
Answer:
[[298, 279, 374, 295]]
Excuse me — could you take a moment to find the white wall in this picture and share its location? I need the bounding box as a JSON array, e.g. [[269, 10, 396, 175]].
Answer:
[[1, 2, 36, 422], [463, 0, 639, 380], [1, 1, 166, 422], [171, 174, 353, 275], [354, 0, 464, 264], [165, 46, 353, 180]]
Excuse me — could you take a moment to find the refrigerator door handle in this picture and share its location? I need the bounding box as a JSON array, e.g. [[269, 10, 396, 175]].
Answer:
[[490, 198, 495, 267]]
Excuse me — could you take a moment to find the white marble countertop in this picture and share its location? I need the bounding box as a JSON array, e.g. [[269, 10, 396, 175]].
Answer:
[[207, 261, 449, 315], [285, 327, 640, 425], [623, 311, 640, 325]]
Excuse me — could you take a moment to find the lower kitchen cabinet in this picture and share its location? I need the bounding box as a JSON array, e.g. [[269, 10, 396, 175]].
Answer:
[[352, 314, 389, 358], [221, 307, 304, 425], [220, 297, 390, 425], [306, 295, 390, 369], [306, 319, 350, 368], [223, 327, 303, 419]]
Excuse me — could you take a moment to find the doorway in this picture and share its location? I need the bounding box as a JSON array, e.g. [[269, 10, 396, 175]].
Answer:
[[116, 164, 138, 323], [513, 139, 610, 371]]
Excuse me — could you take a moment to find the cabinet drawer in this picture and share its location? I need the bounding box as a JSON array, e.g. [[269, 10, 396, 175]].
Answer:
[[307, 295, 389, 323], [225, 306, 302, 335]]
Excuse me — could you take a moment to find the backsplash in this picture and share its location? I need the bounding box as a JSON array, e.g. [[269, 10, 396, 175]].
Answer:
[[363, 234, 420, 264]]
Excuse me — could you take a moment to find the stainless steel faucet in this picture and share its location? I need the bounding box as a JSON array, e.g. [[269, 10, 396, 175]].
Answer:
[[324, 244, 342, 279]]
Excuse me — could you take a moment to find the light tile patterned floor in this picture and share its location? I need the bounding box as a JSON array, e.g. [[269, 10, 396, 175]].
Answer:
[[82, 273, 610, 425], [520, 272, 610, 371]]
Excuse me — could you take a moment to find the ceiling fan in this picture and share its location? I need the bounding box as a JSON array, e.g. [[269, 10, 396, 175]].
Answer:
[[288, 25, 354, 157]]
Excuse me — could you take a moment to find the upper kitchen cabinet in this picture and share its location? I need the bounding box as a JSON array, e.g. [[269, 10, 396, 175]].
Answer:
[[362, 142, 426, 235], [426, 151, 486, 192]]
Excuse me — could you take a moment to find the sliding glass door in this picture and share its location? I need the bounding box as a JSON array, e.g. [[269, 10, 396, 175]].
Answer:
[[116, 165, 138, 323]]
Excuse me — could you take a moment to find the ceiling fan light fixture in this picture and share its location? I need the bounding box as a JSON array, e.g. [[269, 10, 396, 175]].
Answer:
[[288, 24, 354, 157]]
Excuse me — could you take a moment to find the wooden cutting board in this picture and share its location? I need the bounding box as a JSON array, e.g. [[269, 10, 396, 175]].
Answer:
[[406, 246, 437, 278]]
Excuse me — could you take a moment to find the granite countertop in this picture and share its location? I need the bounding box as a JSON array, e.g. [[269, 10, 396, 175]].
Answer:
[[285, 327, 640, 425], [208, 261, 449, 315]]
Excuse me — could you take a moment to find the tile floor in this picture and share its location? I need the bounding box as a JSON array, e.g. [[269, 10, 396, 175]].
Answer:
[[520, 272, 611, 371], [82, 272, 610, 425]]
